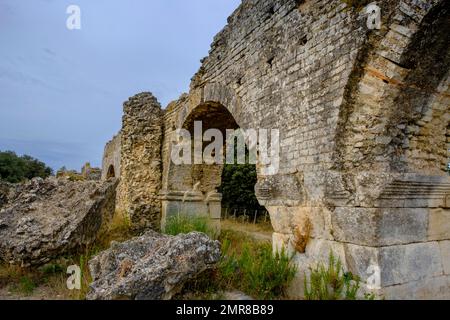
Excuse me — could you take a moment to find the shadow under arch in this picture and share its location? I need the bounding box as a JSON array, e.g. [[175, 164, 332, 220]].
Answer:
[[106, 164, 116, 179], [161, 100, 265, 230]]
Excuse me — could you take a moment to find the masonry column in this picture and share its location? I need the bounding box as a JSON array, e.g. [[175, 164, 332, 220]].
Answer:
[[120, 92, 164, 231]]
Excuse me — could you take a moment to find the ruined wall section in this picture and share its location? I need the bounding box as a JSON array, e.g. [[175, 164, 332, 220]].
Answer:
[[160, 0, 449, 298], [161, 95, 191, 192], [187, 0, 370, 205], [334, 0, 450, 175], [101, 133, 121, 181], [120, 93, 164, 231]]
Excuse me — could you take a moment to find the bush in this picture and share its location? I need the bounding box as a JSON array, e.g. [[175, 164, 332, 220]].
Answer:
[[221, 242, 296, 299], [219, 163, 263, 212], [304, 252, 362, 300], [175, 230, 296, 300], [0, 151, 53, 183]]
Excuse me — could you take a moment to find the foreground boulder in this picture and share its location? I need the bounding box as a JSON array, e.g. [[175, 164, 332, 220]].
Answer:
[[87, 231, 221, 300], [0, 177, 118, 266]]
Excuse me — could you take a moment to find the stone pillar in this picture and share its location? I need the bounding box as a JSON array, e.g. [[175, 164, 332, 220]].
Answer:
[[258, 171, 450, 299], [120, 92, 164, 231], [159, 190, 222, 232]]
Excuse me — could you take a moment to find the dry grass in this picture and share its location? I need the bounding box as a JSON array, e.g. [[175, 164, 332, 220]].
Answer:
[[0, 262, 75, 299], [221, 218, 273, 243]]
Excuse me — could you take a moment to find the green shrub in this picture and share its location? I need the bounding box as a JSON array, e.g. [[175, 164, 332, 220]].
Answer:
[[0, 151, 53, 183], [176, 230, 296, 300], [218, 238, 296, 299], [304, 252, 361, 300], [40, 263, 64, 275], [164, 214, 217, 239], [17, 276, 37, 295]]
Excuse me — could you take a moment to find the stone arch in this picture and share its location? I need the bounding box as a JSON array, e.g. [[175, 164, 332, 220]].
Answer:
[[164, 83, 246, 193], [178, 83, 243, 129], [334, 0, 450, 175], [160, 83, 268, 229], [101, 133, 121, 181], [179, 101, 240, 194]]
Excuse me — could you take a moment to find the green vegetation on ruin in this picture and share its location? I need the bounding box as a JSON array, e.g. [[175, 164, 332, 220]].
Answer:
[[0, 151, 53, 183]]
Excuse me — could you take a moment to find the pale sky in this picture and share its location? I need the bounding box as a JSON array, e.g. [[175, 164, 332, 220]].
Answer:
[[0, 0, 241, 171]]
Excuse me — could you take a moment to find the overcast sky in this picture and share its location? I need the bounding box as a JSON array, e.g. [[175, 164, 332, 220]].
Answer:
[[0, 0, 240, 171]]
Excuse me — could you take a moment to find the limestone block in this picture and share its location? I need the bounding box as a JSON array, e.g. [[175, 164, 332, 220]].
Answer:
[[208, 202, 222, 219], [332, 208, 378, 246], [378, 208, 428, 245], [273, 232, 294, 256], [344, 243, 379, 283], [379, 242, 443, 287], [428, 208, 450, 241], [268, 206, 333, 240], [304, 239, 347, 269], [382, 275, 450, 300], [332, 207, 428, 246]]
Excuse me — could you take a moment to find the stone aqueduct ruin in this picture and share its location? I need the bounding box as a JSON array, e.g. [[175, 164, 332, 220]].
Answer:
[[102, 0, 450, 299]]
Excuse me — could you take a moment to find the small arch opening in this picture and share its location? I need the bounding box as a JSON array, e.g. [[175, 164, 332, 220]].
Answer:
[[106, 165, 116, 179]]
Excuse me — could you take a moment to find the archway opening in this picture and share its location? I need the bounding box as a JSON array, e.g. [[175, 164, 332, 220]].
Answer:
[[175, 101, 270, 229], [106, 165, 115, 179]]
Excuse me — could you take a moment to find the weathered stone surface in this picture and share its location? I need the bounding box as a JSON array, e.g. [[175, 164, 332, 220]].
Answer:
[[344, 243, 379, 283], [102, 133, 121, 181], [382, 275, 450, 300], [379, 242, 443, 287], [378, 208, 428, 245], [0, 182, 11, 209], [101, 0, 450, 299], [81, 163, 101, 181], [332, 207, 428, 246], [268, 206, 333, 240], [439, 241, 450, 275], [87, 231, 220, 300], [332, 208, 379, 246], [119, 93, 164, 231], [428, 209, 450, 241], [0, 177, 118, 266]]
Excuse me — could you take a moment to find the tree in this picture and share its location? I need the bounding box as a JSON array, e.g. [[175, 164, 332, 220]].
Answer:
[[219, 162, 263, 211], [0, 151, 53, 183]]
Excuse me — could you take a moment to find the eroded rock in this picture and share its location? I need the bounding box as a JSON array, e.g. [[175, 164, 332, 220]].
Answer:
[[0, 177, 118, 266], [0, 182, 11, 209], [87, 231, 221, 300]]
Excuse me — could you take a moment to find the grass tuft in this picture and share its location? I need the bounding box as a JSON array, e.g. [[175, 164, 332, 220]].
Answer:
[[304, 252, 367, 300], [164, 214, 218, 239], [177, 229, 296, 300]]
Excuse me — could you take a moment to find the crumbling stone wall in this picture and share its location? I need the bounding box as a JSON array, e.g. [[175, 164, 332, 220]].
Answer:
[[104, 0, 449, 299], [120, 93, 164, 231], [160, 0, 450, 299], [81, 163, 101, 181], [102, 133, 121, 181]]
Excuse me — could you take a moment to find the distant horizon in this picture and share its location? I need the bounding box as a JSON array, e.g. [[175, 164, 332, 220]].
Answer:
[[0, 0, 241, 171]]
